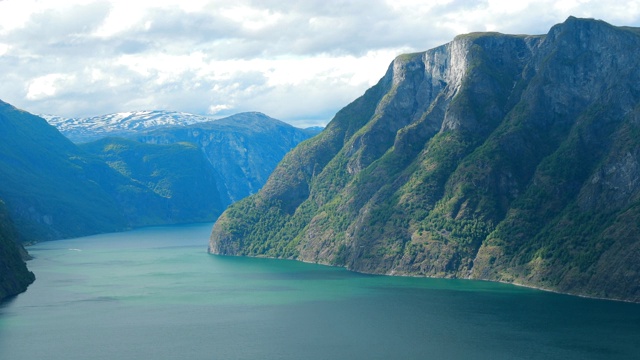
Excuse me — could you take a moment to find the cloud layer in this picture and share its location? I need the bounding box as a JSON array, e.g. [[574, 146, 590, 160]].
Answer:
[[1, 0, 639, 127]]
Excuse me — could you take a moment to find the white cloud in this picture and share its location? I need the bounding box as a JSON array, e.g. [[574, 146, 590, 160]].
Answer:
[[93, 3, 146, 37], [1, 0, 640, 127], [220, 5, 284, 31], [208, 104, 230, 114], [0, 0, 39, 34], [26, 73, 75, 100]]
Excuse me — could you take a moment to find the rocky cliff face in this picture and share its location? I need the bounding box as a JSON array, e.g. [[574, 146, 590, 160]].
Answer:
[[209, 17, 640, 302]]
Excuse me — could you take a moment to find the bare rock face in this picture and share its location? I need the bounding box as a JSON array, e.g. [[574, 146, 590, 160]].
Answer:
[[210, 17, 640, 302]]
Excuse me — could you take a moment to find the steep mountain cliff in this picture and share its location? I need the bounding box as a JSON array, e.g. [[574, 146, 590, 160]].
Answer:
[[209, 17, 640, 302], [0, 200, 35, 301]]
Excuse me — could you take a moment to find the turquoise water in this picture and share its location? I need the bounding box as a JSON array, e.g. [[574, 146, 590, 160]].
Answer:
[[1, 223, 639, 360]]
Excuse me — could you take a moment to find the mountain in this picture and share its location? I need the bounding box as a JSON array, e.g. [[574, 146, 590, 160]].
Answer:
[[41, 110, 215, 143], [135, 112, 320, 202], [209, 17, 640, 303], [46, 111, 320, 203], [0, 200, 35, 301], [1, 101, 318, 242], [0, 100, 224, 241]]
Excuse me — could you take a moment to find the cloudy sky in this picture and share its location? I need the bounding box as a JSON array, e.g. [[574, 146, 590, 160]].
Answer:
[[1, 0, 639, 127]]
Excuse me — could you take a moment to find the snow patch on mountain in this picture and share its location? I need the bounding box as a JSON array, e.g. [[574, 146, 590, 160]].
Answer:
[[41, 110, 217, 143]]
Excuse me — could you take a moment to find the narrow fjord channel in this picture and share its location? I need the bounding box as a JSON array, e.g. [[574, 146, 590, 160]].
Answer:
[[1, 223, 639, 359]]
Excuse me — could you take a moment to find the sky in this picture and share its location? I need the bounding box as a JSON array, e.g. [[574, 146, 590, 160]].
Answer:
[[1, 0, 639, 127]]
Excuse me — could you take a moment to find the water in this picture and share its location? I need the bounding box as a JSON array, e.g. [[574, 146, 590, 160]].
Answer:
[[1, 223, 639, 360]]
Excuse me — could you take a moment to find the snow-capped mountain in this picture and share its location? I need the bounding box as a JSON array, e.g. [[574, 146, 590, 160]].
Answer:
[[41, 110, 217, 143]]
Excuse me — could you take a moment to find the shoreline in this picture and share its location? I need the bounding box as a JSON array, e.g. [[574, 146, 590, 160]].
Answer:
[[209, 251, 639, 304]]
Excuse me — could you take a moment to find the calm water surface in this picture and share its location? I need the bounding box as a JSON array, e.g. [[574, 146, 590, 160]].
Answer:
[[1, 223, 639, 359]]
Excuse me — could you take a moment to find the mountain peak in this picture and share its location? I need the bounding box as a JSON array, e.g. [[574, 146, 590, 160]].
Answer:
[[547, 16, 621, 40]]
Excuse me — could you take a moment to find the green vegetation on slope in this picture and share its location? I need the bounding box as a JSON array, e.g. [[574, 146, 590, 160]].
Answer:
[[81, 137, 224, 224]]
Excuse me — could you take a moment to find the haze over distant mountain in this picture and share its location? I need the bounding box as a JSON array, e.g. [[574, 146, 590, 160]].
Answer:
[[209, 17, 640, 303]]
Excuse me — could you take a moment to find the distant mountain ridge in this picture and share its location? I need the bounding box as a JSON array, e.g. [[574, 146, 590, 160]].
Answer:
[[42, 110, 322, 143], [209, 17, 640, 303], [43, 111, 321, 202], [135, 112, 319, 202], [41, 110, 217, 143]]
